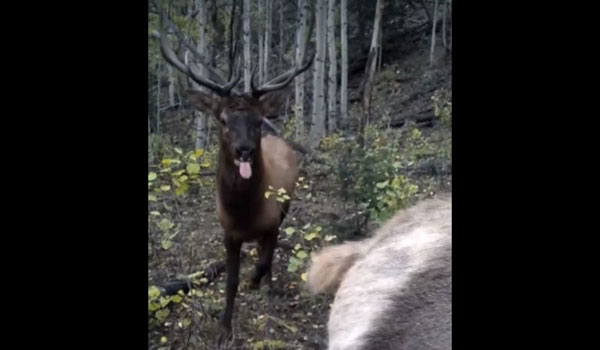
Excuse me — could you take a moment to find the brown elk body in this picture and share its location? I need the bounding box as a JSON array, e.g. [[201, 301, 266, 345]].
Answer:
[[156, 6, 315, 341]]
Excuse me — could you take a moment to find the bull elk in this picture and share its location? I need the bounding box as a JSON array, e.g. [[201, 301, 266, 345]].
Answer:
[[307, 194, 452, 350], [155, 5, 315, 342]]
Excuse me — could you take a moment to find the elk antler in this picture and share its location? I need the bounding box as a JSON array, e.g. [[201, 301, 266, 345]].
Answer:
[[250, 0, 316, 98], [156, 6, 241, 96]]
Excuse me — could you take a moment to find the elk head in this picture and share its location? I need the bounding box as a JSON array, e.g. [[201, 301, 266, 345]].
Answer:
[[156, 6, 314, 180]]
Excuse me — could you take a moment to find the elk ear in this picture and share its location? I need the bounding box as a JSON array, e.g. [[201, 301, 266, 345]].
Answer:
[[187, 90, 221, 115], [259, 89, 291, 117]]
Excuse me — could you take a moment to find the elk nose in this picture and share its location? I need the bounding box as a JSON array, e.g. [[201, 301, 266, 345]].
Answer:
[[235, 145, 255, 161]]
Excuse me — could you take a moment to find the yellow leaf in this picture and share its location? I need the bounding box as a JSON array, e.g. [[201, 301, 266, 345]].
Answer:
[[301, 273, 308, 282], [186, 163, 200, 174]]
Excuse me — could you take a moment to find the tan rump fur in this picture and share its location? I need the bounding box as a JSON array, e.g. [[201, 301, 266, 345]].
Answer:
[[306, 193, 452, 350], [261, 134, 299, 196], [307, 241, 365, 294]]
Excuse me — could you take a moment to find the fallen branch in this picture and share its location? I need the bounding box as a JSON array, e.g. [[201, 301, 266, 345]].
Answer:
[[389, 109, 437, 128], [155, 241, 293, 296]]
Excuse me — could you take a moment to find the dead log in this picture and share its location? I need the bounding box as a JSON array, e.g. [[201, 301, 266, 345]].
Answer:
[[155, 241, 293, 296]]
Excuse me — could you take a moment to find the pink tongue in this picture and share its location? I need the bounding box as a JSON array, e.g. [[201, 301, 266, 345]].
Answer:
[[239, 161, 252, 179]]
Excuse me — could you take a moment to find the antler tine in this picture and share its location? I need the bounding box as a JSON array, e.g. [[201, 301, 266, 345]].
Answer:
[[157, 6, 237, 96], [250, 64, 259, 93], [163, 16, 228, 86], [251, 0, 316, 98], [251, 53, 315, 97]]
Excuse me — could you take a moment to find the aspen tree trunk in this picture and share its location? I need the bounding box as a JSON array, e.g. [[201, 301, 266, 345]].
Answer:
[[429, 0, 439, 67], [156, 60, 161, 134], [340, 0, 348, 124], [264, 0, 272, 82], [195, 0, 208, 150], [258, 0, 265, 84], [167, 64, 175, 106], [327, 0, 337, 133], [359, 0, 384, 145], [294, 0, 307, 139], [243, 0, 251, 92], [310, 0, 327, 149], [279, 0, 284, 71]]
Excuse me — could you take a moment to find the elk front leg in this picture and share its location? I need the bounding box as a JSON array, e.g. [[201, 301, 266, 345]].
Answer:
[[220, 235, 242, 335], [249, 233, 277, 290]]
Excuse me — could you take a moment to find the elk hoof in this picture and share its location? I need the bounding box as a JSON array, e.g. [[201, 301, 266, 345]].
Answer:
[[215, 323, 233, 349]]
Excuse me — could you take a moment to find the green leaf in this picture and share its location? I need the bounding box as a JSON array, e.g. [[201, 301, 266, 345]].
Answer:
[[276, 197, 285, 203], [194, 149, 205, 158], [304, 233, 317, 241], [296, 250, 308, 259], [161, 240, 173, 250], [186, 163, 200, 174], [324, 235, 336, 241], [160, 185, 171, 191], [155, 308, 170, 321], [306, 193, 312, 200], [148, 194, 158, 202], [148, 286, 161, 299], [264, 191, 273, 199], [301, 272, 308, 282], [174, 147, 183, 155], [294, 243, 301, 251], [182, 318, 192, 328], [376, 180, 389, 189], [315, 226, 322, 232], [148, 172, 157, 181], [302, 223, 311, 230], [150, 211, 161, 216], [159, 296, 171, 308], [161, 158, 180, 166], [148, 301, 161, 311], [160, 336, 168, 343], [287, 264, 298, 273], [284, 227, 296, 235], [171, 294, 183, 303], [158, 219, 174, 232]]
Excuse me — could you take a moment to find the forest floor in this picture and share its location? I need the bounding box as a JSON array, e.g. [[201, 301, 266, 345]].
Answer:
[[148, 29, 451, 350]]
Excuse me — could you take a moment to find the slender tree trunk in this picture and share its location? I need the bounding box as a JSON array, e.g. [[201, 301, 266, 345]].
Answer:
[[156, 60, 161, 134], [294, 0, 307, 139], [195, 0, 208, 149], [359, 0, 384, 144], [167, 62, 175, 106], [228, 0, 238, 78], [449, 0, 452, 51], [310, 0, 327, 149], [243, 0, 251, 93], [148, 114, 154, 164], [279, 0, 284, 71], [429, 0, 439, 67], [264, 0, 272, 82], [340, 0, 348, 124], [258, 0, 265, 84], [327, 0, 337, 133], [442, 0, 446, 49]]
